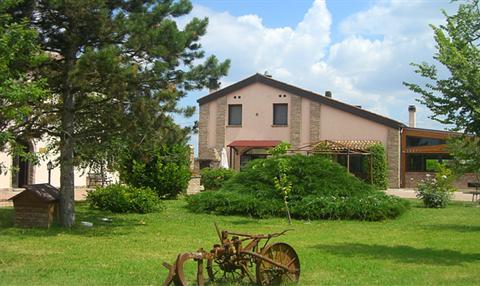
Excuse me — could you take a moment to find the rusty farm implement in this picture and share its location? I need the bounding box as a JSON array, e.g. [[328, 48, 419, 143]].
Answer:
[[162, 223, 300, 285]]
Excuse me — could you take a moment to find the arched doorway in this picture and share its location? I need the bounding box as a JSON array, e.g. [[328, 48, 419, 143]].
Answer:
[[12, 140, 35, 188]]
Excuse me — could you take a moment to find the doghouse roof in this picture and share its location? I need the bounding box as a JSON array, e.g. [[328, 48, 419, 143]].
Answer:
[[10, 184, 60, 203]]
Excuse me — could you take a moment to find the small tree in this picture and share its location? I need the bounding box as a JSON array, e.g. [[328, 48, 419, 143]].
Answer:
[[268, 142, 293, 224]]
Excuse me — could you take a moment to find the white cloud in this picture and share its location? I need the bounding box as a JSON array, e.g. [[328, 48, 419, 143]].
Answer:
[[184, 0, 457, 130]]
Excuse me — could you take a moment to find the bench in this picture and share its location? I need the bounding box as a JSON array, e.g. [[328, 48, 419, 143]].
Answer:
[[465, 182, 480, 202]]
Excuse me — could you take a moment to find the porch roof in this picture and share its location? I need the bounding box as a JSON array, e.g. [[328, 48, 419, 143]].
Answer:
[[227, 140, 282, 148], [295, 140, 381, 154]]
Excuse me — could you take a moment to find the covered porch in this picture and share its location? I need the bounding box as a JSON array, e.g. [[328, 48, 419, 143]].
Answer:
[[293, 140, 380, 183], [227, 140, 281, 170]]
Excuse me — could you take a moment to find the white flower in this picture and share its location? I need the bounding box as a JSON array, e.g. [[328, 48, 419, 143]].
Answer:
[[442, 175, 447, 179], [426, 174, 431, 177]]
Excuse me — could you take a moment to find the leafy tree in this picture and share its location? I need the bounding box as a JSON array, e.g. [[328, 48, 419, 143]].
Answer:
[[0, 0, 49, 171], [448, 136, 480, 182], [404, 0, 480, 134], [117, 144, 191, 199], [9, 0, 230, 226]]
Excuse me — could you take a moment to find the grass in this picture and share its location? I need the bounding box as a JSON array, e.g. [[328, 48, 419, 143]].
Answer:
[[0, 199, 479, 285]]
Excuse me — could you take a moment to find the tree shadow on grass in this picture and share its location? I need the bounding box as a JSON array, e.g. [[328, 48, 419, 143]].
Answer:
[[0, 205, 146, 238], [422, 224, 480, 233], [312, 243, 480, 266]]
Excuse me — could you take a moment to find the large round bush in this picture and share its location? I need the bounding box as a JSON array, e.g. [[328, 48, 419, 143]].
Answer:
[[87, 184, 163, 213], [187, 155, 409, 221], [117, 144, 191, 199]]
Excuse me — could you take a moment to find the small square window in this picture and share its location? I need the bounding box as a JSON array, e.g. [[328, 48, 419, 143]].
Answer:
[[273, 104, 288, 125], [228, 104, 242, 125]]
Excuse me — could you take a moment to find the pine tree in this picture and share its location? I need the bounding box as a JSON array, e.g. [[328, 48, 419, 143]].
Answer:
[[9, 0, 230, 227]]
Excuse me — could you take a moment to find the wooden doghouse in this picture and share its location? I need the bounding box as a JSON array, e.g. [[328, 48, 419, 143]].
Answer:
[[10, 184, 60, 228]]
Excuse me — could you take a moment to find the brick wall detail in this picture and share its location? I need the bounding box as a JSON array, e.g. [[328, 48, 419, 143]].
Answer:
[[198, 103, 210, 160], [215, 96, 227, 150], [387, 128, 401, 188], [290, 95, 302, 148], [309, 102, 321, 143]]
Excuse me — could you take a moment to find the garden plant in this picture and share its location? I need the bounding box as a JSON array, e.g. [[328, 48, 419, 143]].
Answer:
[[188, 154, 409, 221], [416, 164, 456, 208]]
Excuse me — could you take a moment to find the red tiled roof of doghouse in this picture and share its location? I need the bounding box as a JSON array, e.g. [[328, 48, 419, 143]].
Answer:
[[9, 184, 60, 203], [227, 140, 282, 148]]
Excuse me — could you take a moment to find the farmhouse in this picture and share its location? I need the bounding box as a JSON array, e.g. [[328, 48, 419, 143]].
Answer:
[[197, 73, 474, 189]]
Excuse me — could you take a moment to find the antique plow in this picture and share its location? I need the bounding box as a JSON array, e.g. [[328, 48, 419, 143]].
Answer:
[[162, 223, 300, 285]]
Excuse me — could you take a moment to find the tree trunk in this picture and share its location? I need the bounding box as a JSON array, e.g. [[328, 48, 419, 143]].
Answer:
[[59, 56, 76, 227]]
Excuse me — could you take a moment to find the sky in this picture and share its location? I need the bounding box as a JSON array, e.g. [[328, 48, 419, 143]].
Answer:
[[176, 0, 459, 146]]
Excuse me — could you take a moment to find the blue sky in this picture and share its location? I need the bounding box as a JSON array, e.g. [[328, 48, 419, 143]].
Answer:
[[177, 0, 458, 146]]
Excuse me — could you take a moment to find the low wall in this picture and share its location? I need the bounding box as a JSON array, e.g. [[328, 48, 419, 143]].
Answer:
[[405, 172, 478, 189]]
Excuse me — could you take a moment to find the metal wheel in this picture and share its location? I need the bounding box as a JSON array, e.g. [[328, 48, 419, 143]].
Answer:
[[256, 243, 300, 285], [206, 257, 251, 284]]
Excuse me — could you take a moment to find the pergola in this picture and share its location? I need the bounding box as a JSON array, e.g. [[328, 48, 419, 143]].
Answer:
[[291, 140, 382, 182]]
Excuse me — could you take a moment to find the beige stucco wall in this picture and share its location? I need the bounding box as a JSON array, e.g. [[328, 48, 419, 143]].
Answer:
[[223, 82, 291, 145], [300, 97, 310, 146], [319, 104, 390, 144], [0, 138, 118, 190]]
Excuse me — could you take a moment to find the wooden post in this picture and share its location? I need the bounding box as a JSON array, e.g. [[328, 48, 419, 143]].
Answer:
[[347, 150, 350, 173], [369, 155, 373, 184], [197, 259, 204, 286]]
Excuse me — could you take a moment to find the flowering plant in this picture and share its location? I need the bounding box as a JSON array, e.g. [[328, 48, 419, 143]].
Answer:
[[416, 164, 456, 208]]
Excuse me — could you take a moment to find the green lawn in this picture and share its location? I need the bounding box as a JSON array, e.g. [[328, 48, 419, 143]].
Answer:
[[1, 199, 479, 285]]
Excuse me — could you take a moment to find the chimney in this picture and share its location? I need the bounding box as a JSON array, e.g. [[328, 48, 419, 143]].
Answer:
[[408, 105, 416, 128], [325, 91, 332, 98]]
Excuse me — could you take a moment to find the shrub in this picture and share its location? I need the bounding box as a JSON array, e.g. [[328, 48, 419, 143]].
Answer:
[[200, 168, 236, 190], [187, 155, 409, 221], [118, 144, 191, 199], [87, 184, 163, 213], [365, 144, 388, 190], [416, 164, 456, 208]]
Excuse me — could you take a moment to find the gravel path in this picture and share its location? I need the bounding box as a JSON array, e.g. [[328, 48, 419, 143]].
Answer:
[[386, 188, 479, 202]]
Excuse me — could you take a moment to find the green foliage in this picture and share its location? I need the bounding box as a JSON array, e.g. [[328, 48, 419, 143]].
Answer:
[[448, 136, 480, 182], [0, 0, 49, 171], [365, 144, 388, 190], [118, 144, 191, 199], [267, 142, 291, 156], [404, 1, 480, 135], [187, 155, 409, 221], [268, 142, 293, 223], [87, 184, 163, 214], [200, 167, 236, 190], [416, 164, 456, 208]]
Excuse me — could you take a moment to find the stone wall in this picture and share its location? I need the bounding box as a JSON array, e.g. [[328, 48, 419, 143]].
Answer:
[[386, 128, 401, 188], [290, 95, 302, 147], [310, 102, 321, 143], [198, 103, 210, 160], [405, 172, 478, 189], [215, 96, 227, 150]]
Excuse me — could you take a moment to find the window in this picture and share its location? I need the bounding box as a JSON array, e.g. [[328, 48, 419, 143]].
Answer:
[[406, 136, 446, 147], [228, 104, 242, 125], [406, 154, 452, 172], [273, 104, 288, 125]]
